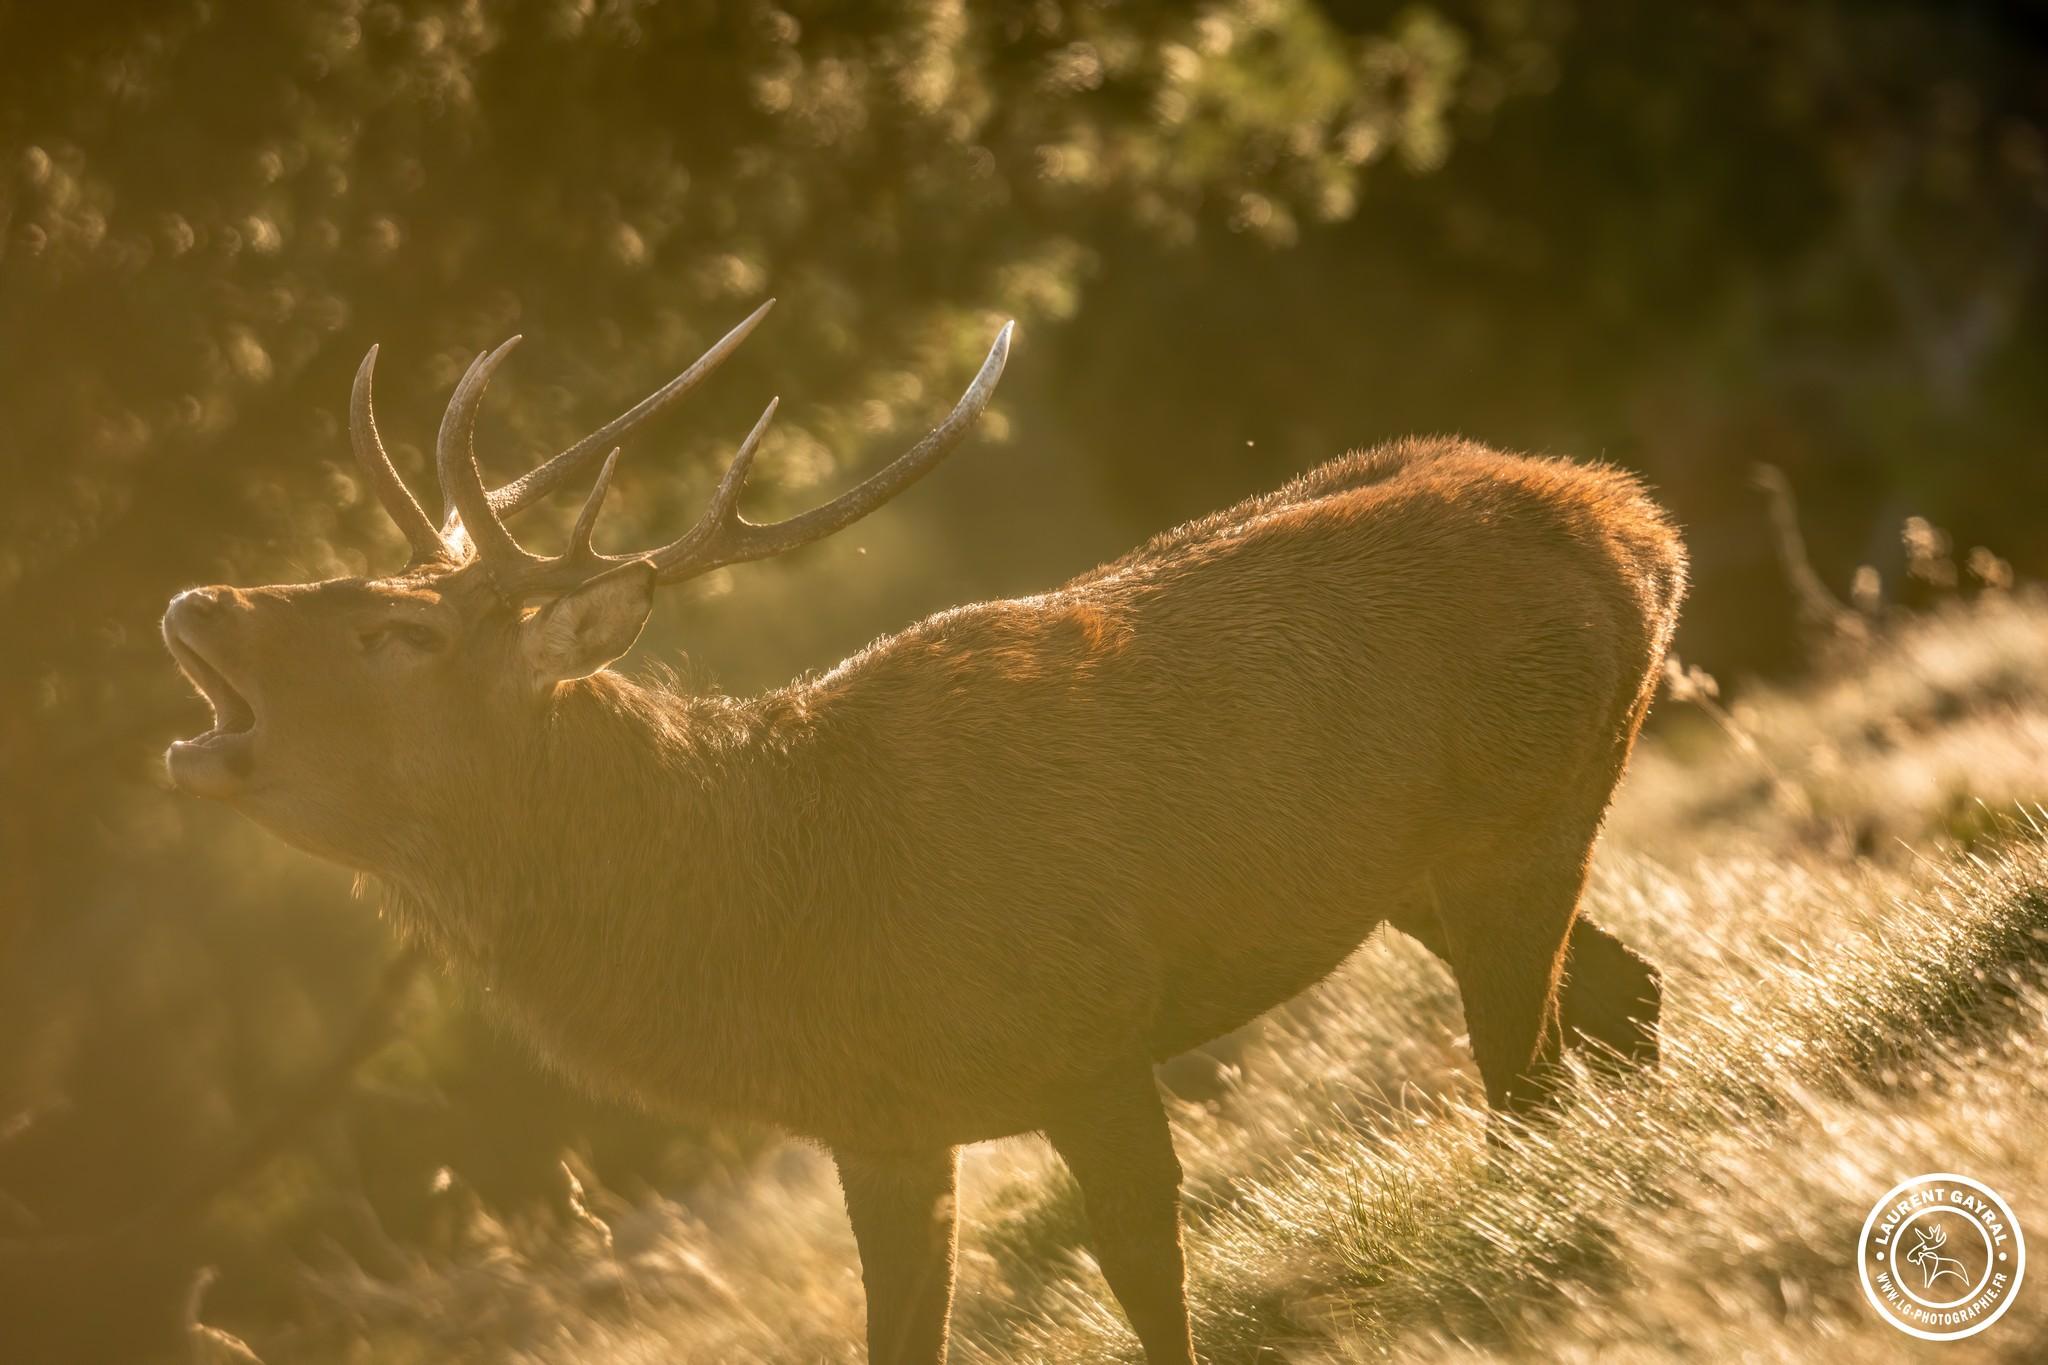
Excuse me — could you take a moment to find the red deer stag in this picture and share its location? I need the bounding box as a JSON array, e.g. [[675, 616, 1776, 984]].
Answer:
[[164, 298, 1685, 1364]]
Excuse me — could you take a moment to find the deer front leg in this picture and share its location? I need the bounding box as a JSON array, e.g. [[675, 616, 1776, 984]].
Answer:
[[1042, 1058, 1199, 1365], [833, 1144, 960, 1365]]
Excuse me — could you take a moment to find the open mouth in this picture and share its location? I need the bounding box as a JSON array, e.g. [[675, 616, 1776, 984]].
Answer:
[[164, 621, 259, 795], [167, 629, 257, 740]]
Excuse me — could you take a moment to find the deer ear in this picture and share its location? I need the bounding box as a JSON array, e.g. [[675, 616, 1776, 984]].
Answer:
[[521, 560, 657, 684]]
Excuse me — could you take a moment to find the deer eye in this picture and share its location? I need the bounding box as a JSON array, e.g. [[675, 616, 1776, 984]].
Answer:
[[359, 622, 446, 654], [397, 623, 445, 651]]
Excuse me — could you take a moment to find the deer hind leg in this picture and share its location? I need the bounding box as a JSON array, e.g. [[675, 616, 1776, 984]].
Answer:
[[1398, 907, 1663, 1074], [1042, 1058, 1198, 1365], [1420, 851, 1588, 1118], [1558, 917, 1662, 1067], [833, 1144, 960, 1365]]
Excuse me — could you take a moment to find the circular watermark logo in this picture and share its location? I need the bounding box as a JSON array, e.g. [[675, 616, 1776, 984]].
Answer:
[[1859, 1173, 2024, 1340]]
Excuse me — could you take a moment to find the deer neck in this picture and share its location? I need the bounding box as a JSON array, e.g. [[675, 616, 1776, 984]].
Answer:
[[369, 671, 838, 1114]]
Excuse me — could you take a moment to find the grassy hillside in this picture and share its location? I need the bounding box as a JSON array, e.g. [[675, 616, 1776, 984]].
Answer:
[[265, 591, 2048, 1363]]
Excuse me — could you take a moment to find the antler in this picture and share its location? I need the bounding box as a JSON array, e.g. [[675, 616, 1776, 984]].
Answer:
[[352, 344, 453, 567], [471, 298, 777, 525], [434, 317, 1014, 600], [348, 300, 777, 568]]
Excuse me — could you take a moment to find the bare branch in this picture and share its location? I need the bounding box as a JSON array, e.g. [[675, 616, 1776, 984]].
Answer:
[[1752, 463, 1869, 648]]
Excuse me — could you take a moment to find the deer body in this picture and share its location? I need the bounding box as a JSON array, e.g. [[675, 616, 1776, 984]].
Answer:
[[375, 439, 1678, 1153], [164, 308, 1684, 1364]]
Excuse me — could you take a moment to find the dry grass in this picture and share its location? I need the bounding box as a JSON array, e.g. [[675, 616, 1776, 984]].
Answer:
[[262, 590, 2048, 1364]]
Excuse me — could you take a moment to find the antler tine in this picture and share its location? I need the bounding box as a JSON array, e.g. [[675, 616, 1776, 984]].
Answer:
[[565, 448, 622, 560], [485, 298, 777, 520], [472, 403, 776, 600], [350, 345, 449, 566], [649, 320, 1014, 583], [436, 337, 542, 576], [643, 399, 781, 578], [429, 348, 647, 599]]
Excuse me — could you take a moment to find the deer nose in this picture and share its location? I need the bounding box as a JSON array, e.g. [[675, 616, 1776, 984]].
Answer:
[[166, 586, 251, 632], [171, 585, 254, 615], [172, 586, 225, 616]]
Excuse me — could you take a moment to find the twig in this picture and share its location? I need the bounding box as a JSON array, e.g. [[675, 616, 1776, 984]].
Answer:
[[1751, 464, 1869, 650]]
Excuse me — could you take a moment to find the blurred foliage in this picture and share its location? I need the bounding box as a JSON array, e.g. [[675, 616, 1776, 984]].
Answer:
[[0, 0, 2044, 1356]]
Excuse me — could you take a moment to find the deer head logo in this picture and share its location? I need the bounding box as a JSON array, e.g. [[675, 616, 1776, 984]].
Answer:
[[1904, 1223, 1970, 1292]]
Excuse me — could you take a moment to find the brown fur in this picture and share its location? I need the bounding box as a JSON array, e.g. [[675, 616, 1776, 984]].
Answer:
[[164, 437, 1686, 1364]]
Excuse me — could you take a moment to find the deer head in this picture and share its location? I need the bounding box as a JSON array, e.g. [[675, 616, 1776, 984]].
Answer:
[[1906, 1225, 1947, 1263], [162, 301, 1012, 867]]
